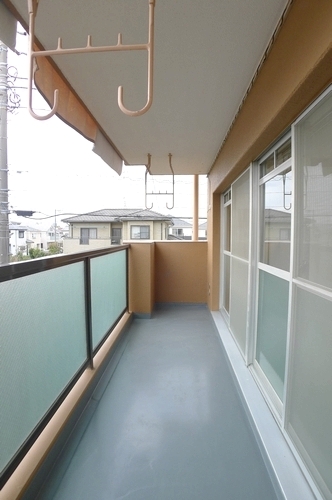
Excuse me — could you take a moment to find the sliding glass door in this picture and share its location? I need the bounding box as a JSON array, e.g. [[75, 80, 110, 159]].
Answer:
[[286, 88, 332, 499], [220, 87, 332, 498], [222, 169, 251, 357], [254, 136, 292, 411]]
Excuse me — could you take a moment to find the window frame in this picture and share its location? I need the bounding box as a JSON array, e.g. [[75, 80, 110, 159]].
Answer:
[[80, 227, 97, 245], [130, 225, 150, 240]]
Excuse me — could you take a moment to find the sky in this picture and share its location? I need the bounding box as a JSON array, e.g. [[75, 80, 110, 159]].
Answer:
[[5, 31, 208, 230]]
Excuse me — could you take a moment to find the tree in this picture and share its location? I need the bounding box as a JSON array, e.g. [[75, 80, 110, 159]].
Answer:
[[48, 243, 62, 255], [29, 248, 47, 259]]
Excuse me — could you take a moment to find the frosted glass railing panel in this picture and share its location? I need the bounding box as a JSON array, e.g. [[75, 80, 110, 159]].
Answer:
[[0, 263, 87, 475], [229, 257, 248, 355], [256, 270, 288, 401], [286, 287, 332, 499], [91, 250, 127, 349]]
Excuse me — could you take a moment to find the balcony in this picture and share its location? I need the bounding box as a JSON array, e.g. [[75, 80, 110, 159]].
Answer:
[[0, 242, 312, 499]]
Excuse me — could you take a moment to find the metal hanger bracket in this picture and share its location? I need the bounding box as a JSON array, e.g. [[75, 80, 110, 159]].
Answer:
[[27, 0, 155, 119], [145, 153, 175, 210]]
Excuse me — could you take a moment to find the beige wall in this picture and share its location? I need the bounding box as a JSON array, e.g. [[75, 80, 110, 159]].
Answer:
[[207, 0, 332, 311], [155, 241, 207, 304], [128, 241, 208, 315], [152, 221, 169, 240], [63, 238, 112, 254], [207, 190, 220, 311], [128, 243, 155, 316]]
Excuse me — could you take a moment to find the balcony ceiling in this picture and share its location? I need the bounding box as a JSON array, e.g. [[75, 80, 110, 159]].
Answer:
[[9, 0, 288, 174]]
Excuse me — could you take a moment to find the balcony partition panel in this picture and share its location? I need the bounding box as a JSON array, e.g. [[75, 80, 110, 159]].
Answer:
[[0, 246, 128, 489]]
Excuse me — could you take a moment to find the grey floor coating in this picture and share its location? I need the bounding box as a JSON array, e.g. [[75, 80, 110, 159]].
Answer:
[[36, 304, 283, 500]]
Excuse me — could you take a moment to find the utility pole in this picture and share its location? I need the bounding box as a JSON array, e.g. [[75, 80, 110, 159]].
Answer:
[[0, 41, 9, 265]]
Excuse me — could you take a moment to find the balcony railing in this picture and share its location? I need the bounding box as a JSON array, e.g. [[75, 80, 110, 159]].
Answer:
[[0, 245, 128, 488]]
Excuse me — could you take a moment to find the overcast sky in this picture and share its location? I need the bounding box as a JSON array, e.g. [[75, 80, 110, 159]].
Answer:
[[5, 32, 207, 230]]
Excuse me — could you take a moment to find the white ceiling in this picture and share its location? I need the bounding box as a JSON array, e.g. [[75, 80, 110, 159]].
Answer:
[[9, 0, 288, 174]]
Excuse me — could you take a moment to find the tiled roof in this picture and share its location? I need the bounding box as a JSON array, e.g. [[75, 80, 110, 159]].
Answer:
[[62, 208, 173, 223], [171, 218, 192, 228], [265, 208, 291, 223], [9, 224, 42, 232]]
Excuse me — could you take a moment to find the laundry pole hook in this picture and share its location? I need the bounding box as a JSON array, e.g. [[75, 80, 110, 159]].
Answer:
[[27, 0, 156, 119], [166, 154, 175, 209], [145, 153, 175, 210], [28, 0, 59, 120], [117, 0, 155, 117]]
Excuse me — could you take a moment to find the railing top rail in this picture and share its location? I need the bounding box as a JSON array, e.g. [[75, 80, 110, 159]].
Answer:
[[0, 245, 129, 283]]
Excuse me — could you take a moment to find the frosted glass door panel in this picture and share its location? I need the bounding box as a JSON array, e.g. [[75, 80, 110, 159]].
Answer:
[[231, 169, 250, 260], [256, 271, 289, 401], [223, 254, 230, 313], [229, 257, 249, 355], [295, 91, 332, 289], [0, 263, 87, 474], [91, 250, 127, 349], [287, 287, 332, 498]]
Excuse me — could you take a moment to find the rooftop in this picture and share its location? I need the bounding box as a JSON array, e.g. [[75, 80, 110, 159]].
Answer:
[[63, 208, 173, 223]]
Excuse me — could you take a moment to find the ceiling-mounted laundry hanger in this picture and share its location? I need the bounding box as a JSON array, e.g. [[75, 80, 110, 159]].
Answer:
[[145, 153, 175, 210], [27, 0, 155, 119]]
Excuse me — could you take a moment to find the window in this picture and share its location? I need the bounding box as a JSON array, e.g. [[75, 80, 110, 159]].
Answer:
[[18, 230, 24, 238], [111, 228, 122, 245], [130, 225, 150, 239], [80, 228, 97, 245], [259, 134, 292, 272], [279, 228, 291, 241], [173, 228, 184, 237]]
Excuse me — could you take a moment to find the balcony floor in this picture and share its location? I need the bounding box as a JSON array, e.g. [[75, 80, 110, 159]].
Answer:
[[36, 304, 283, 500]]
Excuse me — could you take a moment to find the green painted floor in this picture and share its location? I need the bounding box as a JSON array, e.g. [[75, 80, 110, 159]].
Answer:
[[35, 304, 283, 500]]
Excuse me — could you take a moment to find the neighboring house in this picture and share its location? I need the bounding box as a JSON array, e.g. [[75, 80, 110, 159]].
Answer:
[[199, 221, 207, 239], [47, 224, 69, 250], [62, 209, 173, 253], [169, 218, 207, 240], [263, 208, 291, 271], [9, 223, 48, 256], [169, 218, 192, 240]]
